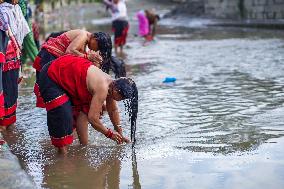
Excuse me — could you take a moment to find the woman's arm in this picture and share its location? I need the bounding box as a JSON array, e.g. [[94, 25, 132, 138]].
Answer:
[[65, 32, 102, 65], [65, 32, 88, 57], [7, 26, 21, 58], [106, 95, 130, 143], [87, 82, 124, 144]]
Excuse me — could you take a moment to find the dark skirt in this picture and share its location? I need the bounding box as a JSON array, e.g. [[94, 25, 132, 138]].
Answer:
[[110, 56, 126, 78], [33, 48, 57, 108], [38, 62, 73, 148], [112, 19, 129, 46], [0, 30, 8, 118], [0, 68, 19, 126], [0, 31, 20, 126]]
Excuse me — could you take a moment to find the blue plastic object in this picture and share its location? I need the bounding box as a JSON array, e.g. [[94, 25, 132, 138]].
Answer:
[[163, 77, 176, 83]]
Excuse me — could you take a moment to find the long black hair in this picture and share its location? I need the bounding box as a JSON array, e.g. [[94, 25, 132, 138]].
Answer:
[[114, 78, 138, 143], [92, 32, 112, 73], [110, 56, 126, 78]]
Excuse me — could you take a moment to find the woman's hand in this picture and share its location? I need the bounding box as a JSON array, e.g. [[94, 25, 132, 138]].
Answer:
[[87, 51, 103, 66], [111, 131, 123, 144], [116, 126, 130, 143], [105, 128, 130, 144], [121, 135, 130, 143]]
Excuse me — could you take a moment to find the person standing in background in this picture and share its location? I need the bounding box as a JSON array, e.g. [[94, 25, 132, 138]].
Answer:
[[103, 0, 129, 54], [0, 0, 30, 130], [18, 0, 39, 64]]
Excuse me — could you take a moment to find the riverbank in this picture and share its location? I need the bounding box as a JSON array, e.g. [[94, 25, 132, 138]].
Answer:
[[0, 133, 35, 189], [164, 1, 284, 30], [42, 0, 284, 41]]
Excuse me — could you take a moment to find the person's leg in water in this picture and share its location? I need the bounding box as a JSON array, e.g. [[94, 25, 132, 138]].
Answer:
[[112, 20, 129, 55], [75, 103, 107, 145], [120, 45, 123, 54], [76, 111, 89, 145], [114, 44, 118, 55]]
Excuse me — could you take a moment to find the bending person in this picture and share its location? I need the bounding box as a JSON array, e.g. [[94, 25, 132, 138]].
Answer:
[[38, 55, 138, 154], [137, 9, 160, 43], [33, 30, 112, 108]]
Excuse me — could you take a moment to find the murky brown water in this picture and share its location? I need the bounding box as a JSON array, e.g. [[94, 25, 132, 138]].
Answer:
[[2, 1, 284, 189]]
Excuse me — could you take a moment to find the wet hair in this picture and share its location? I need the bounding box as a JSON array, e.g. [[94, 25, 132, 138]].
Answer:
[[156, 14, 160, 21], [110, 56, 126, 78], [92, 32, 112, 73], [114, 78, 138, 143]]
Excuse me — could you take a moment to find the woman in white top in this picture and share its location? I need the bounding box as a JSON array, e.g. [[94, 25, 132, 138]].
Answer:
[[103, 0, 129, 54]]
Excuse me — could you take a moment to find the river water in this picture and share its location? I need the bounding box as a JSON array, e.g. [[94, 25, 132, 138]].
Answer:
[[2, 1, 284, 189]]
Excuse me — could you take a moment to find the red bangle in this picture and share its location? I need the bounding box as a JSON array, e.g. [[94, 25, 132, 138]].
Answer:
[[105, 128, 113, 139]]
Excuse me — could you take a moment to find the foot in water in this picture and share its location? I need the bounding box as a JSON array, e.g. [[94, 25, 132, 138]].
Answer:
[[143, 39, 156, 46]]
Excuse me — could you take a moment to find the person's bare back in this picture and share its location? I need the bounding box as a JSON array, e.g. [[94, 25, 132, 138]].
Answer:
[[65, 29, 91, 55]]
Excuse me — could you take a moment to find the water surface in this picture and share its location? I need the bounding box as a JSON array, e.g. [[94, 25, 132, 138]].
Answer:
[[3, 2, 284, 189]]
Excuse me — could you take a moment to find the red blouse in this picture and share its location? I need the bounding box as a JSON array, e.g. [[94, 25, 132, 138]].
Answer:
[[47, 55, 93, 114]]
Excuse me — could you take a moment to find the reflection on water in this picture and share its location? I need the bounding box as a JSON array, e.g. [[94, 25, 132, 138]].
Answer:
[[2, 12, 284, 189], [43, 147, 122, 189]]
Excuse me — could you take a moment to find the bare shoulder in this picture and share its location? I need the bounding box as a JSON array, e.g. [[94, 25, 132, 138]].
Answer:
[[66, 29, 88, 40], [87, 66, 110, 95]]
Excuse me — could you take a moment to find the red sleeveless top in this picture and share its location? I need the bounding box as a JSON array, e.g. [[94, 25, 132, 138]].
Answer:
[[42, 33, 71, 57], [47, 55, 93, 114]]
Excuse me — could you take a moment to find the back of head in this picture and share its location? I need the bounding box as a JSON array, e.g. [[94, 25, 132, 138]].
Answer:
[[114, 78, 138, 143], [92, 32, 112, 73], [155, 14, 160, 21]]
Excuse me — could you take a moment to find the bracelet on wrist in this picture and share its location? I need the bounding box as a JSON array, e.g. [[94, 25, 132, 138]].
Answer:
[[105, 128, 113, 139]]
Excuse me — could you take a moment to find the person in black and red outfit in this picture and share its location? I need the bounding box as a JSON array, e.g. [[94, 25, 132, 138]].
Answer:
[[38, 55, 138, 154], [0, 0, 30, 130], [33, 30, 112, 108]]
